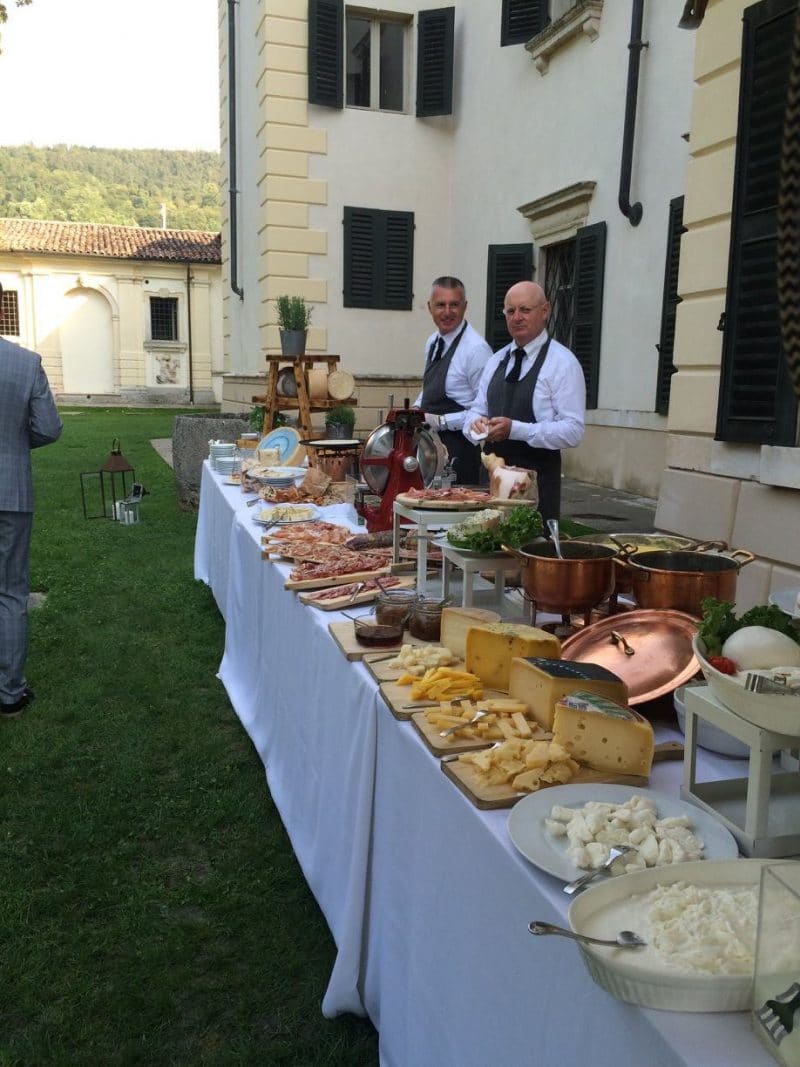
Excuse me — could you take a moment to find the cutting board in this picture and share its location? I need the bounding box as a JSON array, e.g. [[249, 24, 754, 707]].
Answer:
[[411, 709, 550, 757], [395, 492, 490, 511], [284, 565, 392, 591], [378, 678, 504, 721], [440, 758, 648, 811], [328, 620, 428, 661], [362, 652, 466, 683], [298, 576, 415, 611]]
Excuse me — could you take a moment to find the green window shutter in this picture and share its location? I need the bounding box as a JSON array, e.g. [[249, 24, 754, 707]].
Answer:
[[716, 0, 798, 444], [655, 196, 685, 415], [308, 0, 343, 109], [416, 7, 455, 117], [344, 207, 414, 310], [484, 243, 534, 351], [501, 0, 549, 47], [572, 221, 606, 410]]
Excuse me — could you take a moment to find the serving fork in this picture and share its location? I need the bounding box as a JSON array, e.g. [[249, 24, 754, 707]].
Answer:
[[562, 845, 638, 895]]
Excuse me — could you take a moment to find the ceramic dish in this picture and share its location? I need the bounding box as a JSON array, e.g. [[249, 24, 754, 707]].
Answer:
[[769, 586, 800, 619], [567, 859, 778, 1012], [693, 635, 800, 735], [306, 438, 361, 450], [507, 783, 738, 884], [258, 427, 304, 465], [252, 505, 318, 525], [673, 684, 750, 758]]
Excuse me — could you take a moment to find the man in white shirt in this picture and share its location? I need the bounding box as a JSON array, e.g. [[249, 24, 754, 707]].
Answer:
[[463, 280, 585, 522], [415, 276, 491, 484]]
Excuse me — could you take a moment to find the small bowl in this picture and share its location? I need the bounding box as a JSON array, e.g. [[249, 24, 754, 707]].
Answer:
[[673, 684, 749, 758], [352, 616, 404, 647]]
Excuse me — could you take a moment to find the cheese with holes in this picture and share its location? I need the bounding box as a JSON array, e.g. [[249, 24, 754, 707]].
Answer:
[[508, 657, 628, 731], [552, 691, 654, 776], [440, 607, 501, 660], [464, 624, 560, 692]]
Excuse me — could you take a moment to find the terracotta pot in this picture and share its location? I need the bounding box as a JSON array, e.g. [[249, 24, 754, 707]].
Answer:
[[622, 548, 755, 616], [503, 540, 617, 613]]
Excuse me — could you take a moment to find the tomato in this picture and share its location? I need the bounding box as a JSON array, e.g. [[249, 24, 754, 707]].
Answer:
[[708, 655, 738, 675]]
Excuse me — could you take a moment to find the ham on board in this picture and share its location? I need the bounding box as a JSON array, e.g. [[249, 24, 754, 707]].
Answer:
[[267, 521, 352, 544], [480, 453, 537, 502], [303, 576, 403, 602], [402, 486, 491, 503], [289, 551, 387, 582]]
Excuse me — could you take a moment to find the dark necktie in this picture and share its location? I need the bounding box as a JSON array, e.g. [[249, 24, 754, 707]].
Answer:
[[506, 347, 526, 383], [429, 336, 445, 364]]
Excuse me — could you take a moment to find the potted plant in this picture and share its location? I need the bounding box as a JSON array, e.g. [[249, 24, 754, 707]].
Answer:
[[276, 294, 312, 357], [324, 404, 356, 439]]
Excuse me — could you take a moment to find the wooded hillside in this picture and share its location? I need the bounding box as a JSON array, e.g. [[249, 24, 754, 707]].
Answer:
[[0, 144, 220, 231]]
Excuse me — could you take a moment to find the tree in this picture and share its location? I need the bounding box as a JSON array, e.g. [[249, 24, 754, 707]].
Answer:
[[0, 0, 32, 46]]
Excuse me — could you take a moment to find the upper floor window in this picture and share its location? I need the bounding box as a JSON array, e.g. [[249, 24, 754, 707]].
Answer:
[[150, 296, 178, 342], [501, 0, 549, 46], [346, 12, 406, 112], [1, 288, 20, 336]]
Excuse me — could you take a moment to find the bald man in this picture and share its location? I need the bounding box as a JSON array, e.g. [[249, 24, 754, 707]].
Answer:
[[462, 281, 585, 522]]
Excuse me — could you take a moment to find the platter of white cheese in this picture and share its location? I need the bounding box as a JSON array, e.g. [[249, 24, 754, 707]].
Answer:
[[507, 784, 739, 883]]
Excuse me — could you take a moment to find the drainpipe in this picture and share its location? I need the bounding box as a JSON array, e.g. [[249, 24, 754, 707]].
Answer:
[[186, 262, 195, 405], [227, 0, 244, 299], [618, 0, 648, 226]]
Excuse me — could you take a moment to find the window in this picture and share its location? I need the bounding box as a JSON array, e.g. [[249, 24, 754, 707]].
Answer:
[[543, 238, 576, 348], [150, 297, 178, 342], [485, 244, 534, 350], [309, 2, 454, 117], [501, 0, 549, 46], [655, 197, 685, 415], [1, 288, 20, 336], [343, 206, 414, 310], [716, 0, 797, 445]]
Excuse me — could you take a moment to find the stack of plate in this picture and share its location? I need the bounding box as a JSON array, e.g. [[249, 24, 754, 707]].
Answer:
[[215, 454, 240, 477], [209, 441, 236, 471]]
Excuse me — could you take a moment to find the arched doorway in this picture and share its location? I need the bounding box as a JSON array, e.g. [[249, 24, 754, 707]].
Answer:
[[60, 287, 115, 395]]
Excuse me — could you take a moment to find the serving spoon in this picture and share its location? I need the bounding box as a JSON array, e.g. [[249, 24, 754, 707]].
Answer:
[[528, 921, 646, 949], [547, 518, 564, 559]]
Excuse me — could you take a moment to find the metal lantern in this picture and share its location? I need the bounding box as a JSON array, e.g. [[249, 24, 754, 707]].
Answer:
[[80, 438, 136, 519]]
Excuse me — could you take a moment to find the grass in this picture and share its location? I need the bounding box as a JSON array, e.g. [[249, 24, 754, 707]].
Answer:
[[0, 409, 378, 1066]]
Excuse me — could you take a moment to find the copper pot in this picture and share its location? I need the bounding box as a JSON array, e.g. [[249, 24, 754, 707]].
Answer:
[[570, 533, 703, 597], [622, 547, 755, 616], [503, 540, 617, 613]]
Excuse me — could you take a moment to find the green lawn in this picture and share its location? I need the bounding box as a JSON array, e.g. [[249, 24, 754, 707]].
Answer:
[[0, 409, 378, 1067]]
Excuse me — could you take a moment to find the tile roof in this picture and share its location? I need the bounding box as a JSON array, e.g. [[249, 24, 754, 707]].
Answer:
[[0, 218, 221, 263]]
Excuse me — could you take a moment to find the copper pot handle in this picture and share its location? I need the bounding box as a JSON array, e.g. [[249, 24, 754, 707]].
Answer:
[[501, 543, 528, 565], [728, 549, 755, 569]]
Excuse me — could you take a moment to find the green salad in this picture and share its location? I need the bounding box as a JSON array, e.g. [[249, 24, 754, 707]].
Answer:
[[447, 506, 543, 553]]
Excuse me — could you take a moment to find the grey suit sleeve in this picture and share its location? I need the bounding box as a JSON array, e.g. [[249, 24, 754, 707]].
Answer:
[[28, 360, 63, 449]]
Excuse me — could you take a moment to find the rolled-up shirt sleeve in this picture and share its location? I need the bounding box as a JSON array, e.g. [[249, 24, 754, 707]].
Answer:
[[511, 354, 585, 450]]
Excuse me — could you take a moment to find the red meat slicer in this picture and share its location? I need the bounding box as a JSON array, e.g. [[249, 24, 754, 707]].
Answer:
[[357, 400, 443, 532]]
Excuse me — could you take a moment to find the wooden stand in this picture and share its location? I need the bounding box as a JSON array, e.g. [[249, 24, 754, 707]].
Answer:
[[252, 354, 357, 467]]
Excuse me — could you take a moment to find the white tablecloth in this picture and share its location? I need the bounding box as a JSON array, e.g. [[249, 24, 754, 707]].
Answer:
[[195, 475, 773, 1066], [193, 461, 253, 618]]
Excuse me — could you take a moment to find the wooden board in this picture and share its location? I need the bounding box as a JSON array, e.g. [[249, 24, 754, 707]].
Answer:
[[298, 576, 415, 611], [363, 652, 466, 684], [395, 492, 491, 511], [378, 678, 503, 721], [440, 758, 648, 811], [411, 708, 549, 757], [328, 620, 428, 661], [284, 565, 392, 591]]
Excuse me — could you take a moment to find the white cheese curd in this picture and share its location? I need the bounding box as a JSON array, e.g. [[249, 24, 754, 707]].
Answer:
[[641, 882, 758, 975]]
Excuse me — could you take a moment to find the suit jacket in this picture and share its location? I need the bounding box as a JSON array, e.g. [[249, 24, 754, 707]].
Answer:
[[0, 337, 63, 512]]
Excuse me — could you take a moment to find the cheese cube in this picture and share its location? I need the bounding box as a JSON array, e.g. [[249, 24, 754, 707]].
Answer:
[[508, 657, 627, 731], [464, 624, 560, 692], [552, 691, 654, 777], [440, 607, 501, 660]]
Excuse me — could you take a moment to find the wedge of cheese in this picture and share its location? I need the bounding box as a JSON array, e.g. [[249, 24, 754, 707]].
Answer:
[[440, 606, 501, 660], [508, 657, 627, 731], [464, 624, 560, 692], [552, 691, 654, 777]]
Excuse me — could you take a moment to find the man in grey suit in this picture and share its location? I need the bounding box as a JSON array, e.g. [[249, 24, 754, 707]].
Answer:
[[0, 283, 63, 718]]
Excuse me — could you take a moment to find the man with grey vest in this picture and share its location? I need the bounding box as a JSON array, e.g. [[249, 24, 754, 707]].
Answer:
[[415, 276, 491, 485], [463, 280, 585, 523], [0, 283, 63, 718]]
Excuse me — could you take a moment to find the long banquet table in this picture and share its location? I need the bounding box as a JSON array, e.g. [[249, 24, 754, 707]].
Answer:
[[195, 461, 772, 1066]]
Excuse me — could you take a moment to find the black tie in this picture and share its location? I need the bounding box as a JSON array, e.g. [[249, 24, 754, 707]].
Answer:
[[429, 336, 445, 364], [507, 347, 525, 383]]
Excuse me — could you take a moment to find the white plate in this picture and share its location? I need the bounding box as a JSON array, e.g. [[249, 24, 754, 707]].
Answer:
[[507, 783, 739, 883], [568, 858, 779, 1012], [769, 586, 800, 618], [252, 505, 318, 525], [263, 466, 307, 479], [258, 427, 303, 464]]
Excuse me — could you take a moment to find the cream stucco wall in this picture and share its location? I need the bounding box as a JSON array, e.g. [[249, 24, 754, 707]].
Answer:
[[0, 255, 223, 404], [221, 1, 697, 494]]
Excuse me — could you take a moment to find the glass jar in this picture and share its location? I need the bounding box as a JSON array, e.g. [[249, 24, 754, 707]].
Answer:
[[408, 597, 448, 642], [753, 863, 800, 1066], [375, 590, 418, 630]]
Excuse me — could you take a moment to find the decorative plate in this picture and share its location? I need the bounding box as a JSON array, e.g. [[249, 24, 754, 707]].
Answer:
[[258, 427, 304, 465]]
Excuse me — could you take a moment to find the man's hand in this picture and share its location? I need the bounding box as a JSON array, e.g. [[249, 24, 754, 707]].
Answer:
[[424, 412, 440, 429], [486, 416, 512, 443]]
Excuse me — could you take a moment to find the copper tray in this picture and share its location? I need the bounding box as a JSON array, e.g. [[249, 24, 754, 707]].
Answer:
[[560, 609, 700, 706]]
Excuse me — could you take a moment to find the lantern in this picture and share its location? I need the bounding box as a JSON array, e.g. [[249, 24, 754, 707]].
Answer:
[[80, 438, 136, 519]]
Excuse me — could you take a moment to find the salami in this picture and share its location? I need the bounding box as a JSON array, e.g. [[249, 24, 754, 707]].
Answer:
[[289, 551, 387, 582]]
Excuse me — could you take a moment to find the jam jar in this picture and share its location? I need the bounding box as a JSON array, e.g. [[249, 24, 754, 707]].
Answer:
[[408, 597, 448, 642], [375, 589, 419, 630]]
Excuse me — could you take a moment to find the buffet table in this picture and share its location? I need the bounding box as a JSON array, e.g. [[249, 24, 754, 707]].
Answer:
[[195, 463, 773, 1067]]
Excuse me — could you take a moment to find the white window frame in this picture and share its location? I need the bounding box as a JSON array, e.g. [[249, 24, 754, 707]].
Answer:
[[345, 7, 411, 114]]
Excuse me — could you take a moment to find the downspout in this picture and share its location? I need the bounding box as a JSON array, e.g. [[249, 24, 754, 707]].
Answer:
[[186, 262, 194, 405], [618, 0, 648, 226], [227, 0, 244, 299]]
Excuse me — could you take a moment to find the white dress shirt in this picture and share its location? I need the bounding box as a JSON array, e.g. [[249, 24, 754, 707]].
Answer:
[[414, 321, 492, 431], [462, 329, 586, 451]]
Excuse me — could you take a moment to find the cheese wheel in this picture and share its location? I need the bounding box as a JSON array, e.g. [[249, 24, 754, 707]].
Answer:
[[328, 370, 355, 400], [552, 692, 654, 777], [508, 657, 628, 731], [464, 624, 560, 692], [308, 367, 329, 399], [440, 606, 501, 659]]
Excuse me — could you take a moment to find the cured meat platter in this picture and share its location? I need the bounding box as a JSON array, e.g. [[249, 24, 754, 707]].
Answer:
[[298, 576, 415, 611], [395, 490, 491, 511], [284, 565, 392, 592]]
